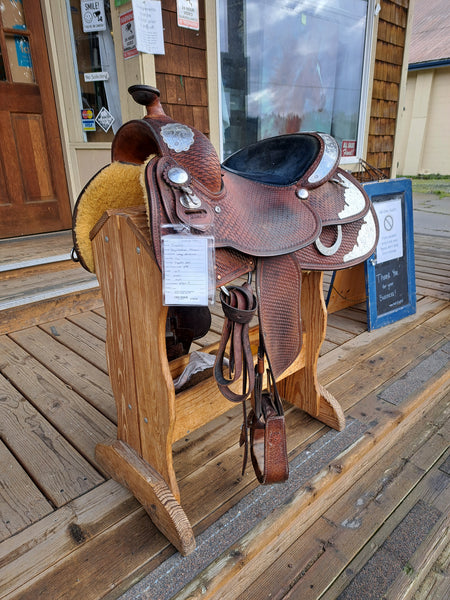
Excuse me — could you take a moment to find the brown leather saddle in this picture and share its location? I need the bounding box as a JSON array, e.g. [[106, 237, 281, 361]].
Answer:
[[73, 85, 379, 484]]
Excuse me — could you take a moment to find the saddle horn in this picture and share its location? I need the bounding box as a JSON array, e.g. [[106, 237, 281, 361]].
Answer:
[[128, 84, 167, 118]]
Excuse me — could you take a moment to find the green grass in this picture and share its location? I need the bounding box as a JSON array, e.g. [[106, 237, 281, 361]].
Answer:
[[406, 175, 450, 198]]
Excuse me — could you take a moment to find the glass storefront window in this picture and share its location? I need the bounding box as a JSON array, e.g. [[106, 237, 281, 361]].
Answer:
[[219, 0, 371, 159], [67, 0, 122, 142]]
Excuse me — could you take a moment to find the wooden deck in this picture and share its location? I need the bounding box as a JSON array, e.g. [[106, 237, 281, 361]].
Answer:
[[0, 233, 449, 599]]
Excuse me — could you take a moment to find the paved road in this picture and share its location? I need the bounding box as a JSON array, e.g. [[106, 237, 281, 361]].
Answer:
[[413, 193, 450, 237]]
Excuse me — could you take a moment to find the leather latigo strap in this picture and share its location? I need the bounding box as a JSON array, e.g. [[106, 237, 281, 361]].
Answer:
[[213, 283, 257, 403]]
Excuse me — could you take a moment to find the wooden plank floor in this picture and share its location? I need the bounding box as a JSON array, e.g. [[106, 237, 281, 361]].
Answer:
[[0, 234, 448, 600]]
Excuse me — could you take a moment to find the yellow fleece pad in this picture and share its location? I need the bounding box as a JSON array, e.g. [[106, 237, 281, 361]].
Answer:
[[73, 161, 146, 273]]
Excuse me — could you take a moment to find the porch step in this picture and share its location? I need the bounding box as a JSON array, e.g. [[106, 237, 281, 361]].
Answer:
[[0, 230, 74, 272], [0, 231, 102, 333]]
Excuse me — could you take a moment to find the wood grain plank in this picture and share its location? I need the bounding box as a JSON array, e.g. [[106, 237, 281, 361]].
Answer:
[[0, 231, 72, 270], [317, 298, 448, 386], [1, 259, 80, 282], [1, 299, 447, 600], [320, 339, 338, 355], [9, 327, 115, 421], [0, 373, 103, 507], [0, 268, 98, 308], [170, 369, 449, 600], [415, 256, 450, 270], [39, 319, 108, 374], [0, 441, 53, 542], [326, 327, 446, 410], [326, 312, 367, 335], [415, 276, 449, 294], [335, 306, 368, 324], [323, 325, 356, 345], [173, 301, 448, 500], [6, 504, 168, 600], [0, 480, 142, 600], [179, 336, 449, 536], [0, 290, 103, 337], [66, 311, 107, 342], [0, 335, 116, 467], [320, 453, 450, 600]]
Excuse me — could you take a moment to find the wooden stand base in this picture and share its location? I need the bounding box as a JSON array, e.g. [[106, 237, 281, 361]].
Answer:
[[91, 207, 345, 555], [96, 440, 195, 554]]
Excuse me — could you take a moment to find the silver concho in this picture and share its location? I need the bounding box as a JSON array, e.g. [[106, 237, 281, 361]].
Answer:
[[315, 224, 343, 256], [296, 187, 309, 199], [167, 166, 189, 185], [161, 123, 195, 153]]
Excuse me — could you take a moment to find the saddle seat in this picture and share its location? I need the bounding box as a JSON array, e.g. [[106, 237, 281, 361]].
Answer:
[[222, 134, 322, 185]]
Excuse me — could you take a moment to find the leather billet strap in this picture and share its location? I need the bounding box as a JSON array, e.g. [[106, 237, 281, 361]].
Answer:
[[213, 282, 257, 403]]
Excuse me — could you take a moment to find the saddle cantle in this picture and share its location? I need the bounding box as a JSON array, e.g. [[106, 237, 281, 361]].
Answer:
[[72, 85, 379, 485]]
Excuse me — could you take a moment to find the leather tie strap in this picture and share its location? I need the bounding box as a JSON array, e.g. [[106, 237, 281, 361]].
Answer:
[[213, 282, 257, 403]]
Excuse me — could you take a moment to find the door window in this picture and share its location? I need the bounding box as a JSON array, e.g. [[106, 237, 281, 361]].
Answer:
[[0, 0, 35, 83]]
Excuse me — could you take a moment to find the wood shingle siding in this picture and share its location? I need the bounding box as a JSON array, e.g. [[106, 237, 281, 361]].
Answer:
[[155, 0, 210, 136], [367, 0, 411, 176]]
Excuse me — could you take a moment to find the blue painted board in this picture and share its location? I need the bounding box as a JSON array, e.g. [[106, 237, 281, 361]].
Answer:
[[363, 178, 416, 330]]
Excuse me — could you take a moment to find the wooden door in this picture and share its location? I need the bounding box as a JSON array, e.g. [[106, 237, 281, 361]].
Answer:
[[0, 0, 72, 238]]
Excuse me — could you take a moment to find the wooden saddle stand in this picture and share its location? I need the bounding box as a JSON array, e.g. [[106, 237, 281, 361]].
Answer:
[[72, 86, 379, 555]]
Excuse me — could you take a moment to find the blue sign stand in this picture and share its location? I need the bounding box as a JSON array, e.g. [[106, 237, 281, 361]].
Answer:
[[364, 178, 416, 330]]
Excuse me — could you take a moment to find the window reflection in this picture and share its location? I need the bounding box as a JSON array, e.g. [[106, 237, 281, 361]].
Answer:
[[0, 0, 34, 83], [1, 0, 27, 30], [219, 0, 368, 158]]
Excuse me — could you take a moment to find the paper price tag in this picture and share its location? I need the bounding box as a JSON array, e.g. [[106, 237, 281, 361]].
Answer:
[[162, 235, 212, 306]]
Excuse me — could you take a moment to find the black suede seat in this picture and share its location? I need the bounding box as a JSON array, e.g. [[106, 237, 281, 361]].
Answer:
[[222, 134, 321, 186]]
